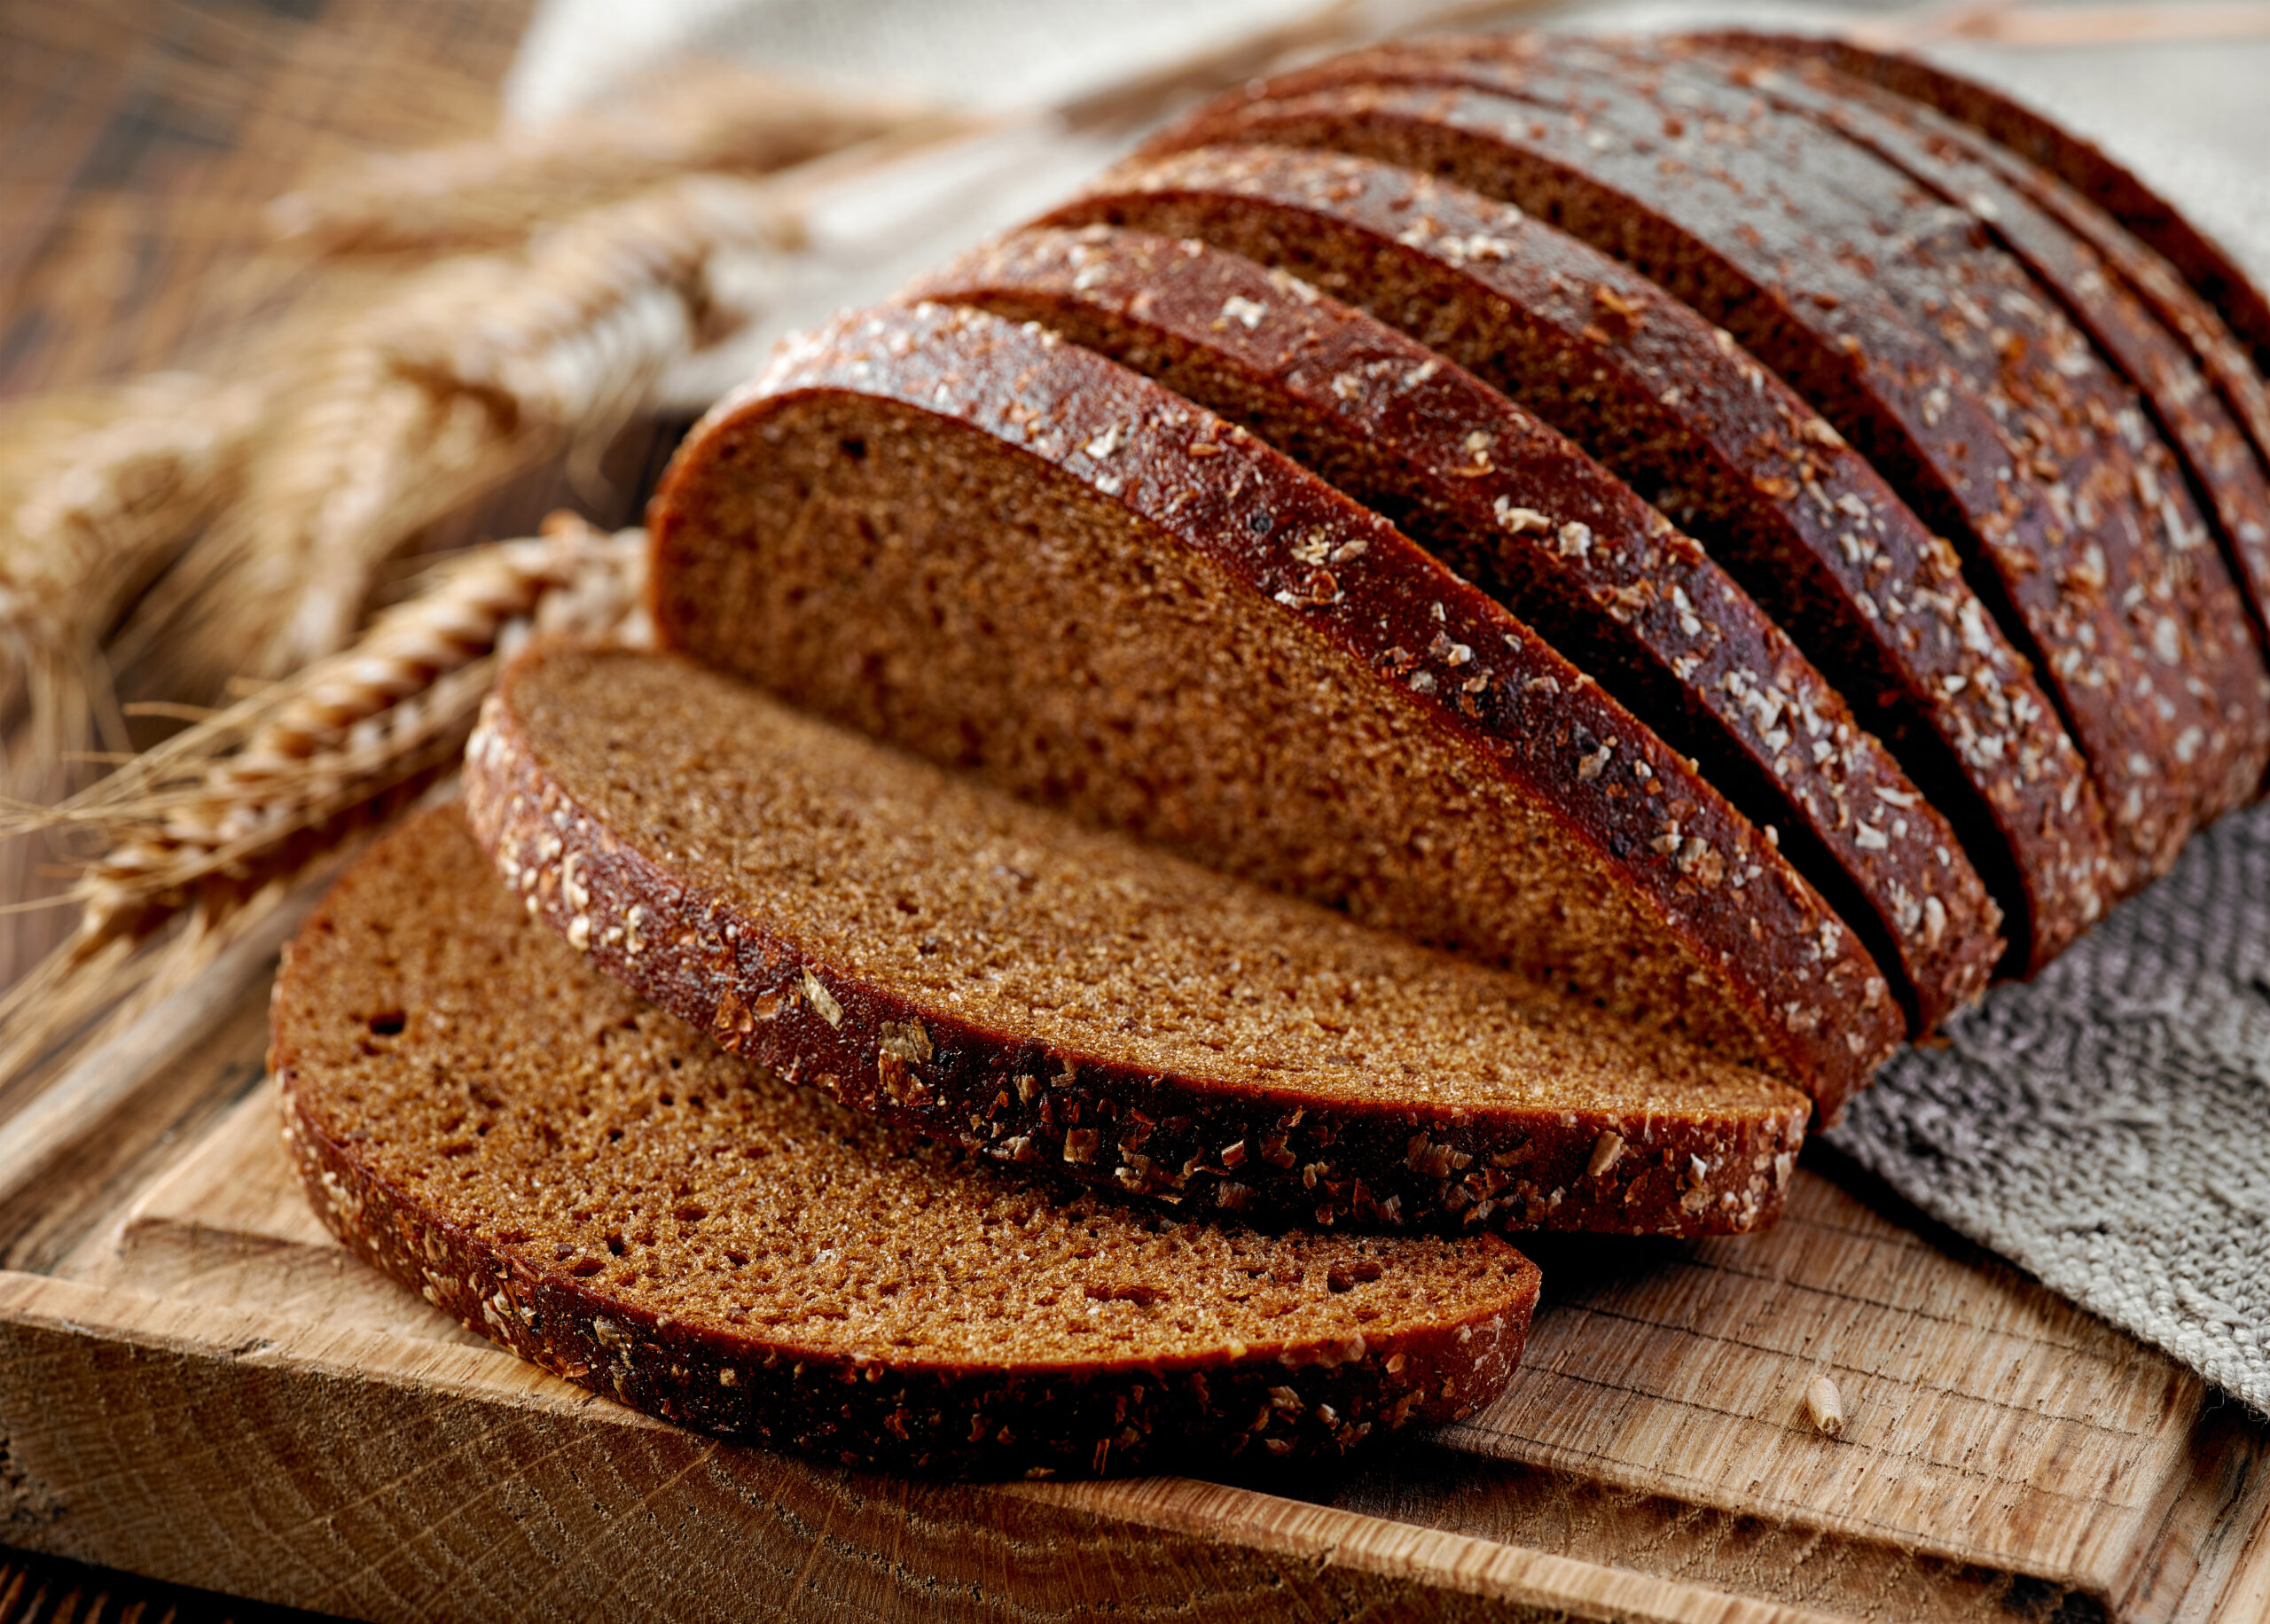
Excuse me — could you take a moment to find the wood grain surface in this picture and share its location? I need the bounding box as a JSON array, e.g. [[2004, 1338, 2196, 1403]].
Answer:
[[4, 945, 2267, 1622]]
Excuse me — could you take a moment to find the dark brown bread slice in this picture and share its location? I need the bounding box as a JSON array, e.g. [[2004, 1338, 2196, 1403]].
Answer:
[[904, 223, 2000, 1030], [1758, 33, 2270, 382], [276, 805, 1546, 1478], [1040, 144, 2109, 974], [645, 302, 1901, 1117], [649, 303, 1906, 1115], [1561, 35, 2270, 782], [462, 644, 1812, 1237], [1144, 65, 2270, 888], [1695, 38, 2270, 667], [1269, 33, 2270, 489]]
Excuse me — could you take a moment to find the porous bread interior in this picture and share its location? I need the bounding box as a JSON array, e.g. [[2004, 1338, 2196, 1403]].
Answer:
[[280, 808, 1537, 1366], [505, 645, 1798, 1122], [944, 269, 1928, 1024], [1051, 171, 2047, 962], [655, 391, 1783, 1071]]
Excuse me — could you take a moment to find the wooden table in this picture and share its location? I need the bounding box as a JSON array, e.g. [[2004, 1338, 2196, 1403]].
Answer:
[[5, 4, 2270, 1620]]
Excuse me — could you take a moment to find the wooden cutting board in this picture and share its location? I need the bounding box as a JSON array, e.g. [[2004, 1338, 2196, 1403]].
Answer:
[[2, 898, 2266, 1623]]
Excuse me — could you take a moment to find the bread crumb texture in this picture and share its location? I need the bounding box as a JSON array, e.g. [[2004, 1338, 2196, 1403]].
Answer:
[[273, 807, 1543, 1477], [647, 301, 1898, 1113], [465, 643, 1809, 1236]]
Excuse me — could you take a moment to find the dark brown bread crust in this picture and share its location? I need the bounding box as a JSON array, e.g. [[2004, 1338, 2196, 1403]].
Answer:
[[276, 807, 1543, 1479], [462, 647, 1812, 1234], [1144, 64, 2270, 889], [646, 302, 1898, 1114], [1828, 62, 2270, 490], [1563, 35, 2270, 793], [1695, 38, 2270, 675], [904, 223, 2000, 1030], [1041, 144, 2109, 974], [1753, 33, 2270, 383], [1318, 33, 2270, 496]]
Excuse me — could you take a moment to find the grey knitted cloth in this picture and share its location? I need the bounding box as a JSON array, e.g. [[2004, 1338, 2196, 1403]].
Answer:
[[1831, 804, 2270, 1416]]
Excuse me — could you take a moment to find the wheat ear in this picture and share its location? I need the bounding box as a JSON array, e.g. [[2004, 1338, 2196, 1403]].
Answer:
[[0, 373, 268, 763], [0, 514, 645, 1096], [137, 173, 780, 690]]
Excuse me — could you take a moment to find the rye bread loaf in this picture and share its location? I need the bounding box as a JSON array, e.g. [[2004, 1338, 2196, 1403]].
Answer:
[[1144, 63, 2270, 890], [644, 301, 1900, 1117], [1695, 38, 2270, 665], [904, 223, 2000, 1030], [276, 805, 1545, 1477], [1298, 32, 2270, 484], [461, 644, 1812, 1236], [1040, 144, 2108, 973], [1756, 32, 2270, 383]]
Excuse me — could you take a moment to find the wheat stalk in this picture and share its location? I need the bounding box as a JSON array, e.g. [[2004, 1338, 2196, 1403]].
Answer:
[[0, 514, 646, 1094], [0, 373, 269, 761], [132, 172, 784, 692], [268, 59, 945, 255]]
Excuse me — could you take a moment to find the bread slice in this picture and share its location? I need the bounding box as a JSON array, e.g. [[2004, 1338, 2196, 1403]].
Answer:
[[1753, 33, 2270, 383], [1040, 144, 2110, 974], [1144, 59, 2270, 889], [905, 223, 2001, 1031], [275, 805, 1545, 1477], [644, 301, 1899, 1115], [1696, 38, 2270, 670], [463, 640, 1814, 1236]]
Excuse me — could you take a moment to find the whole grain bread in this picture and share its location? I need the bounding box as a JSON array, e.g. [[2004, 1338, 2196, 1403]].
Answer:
[[1750, 40, 2270, 489], [276, 805, 1545, 1477], [1696, 38, 2270, 673], [1040, 144, 2109, 973], [462, 644, 1813, 1235], [1143, 61, 2270, 888], [1754, 32, 2270, 383], [905, 223, 2000, 1030], [644, 301, 1900, 1116]]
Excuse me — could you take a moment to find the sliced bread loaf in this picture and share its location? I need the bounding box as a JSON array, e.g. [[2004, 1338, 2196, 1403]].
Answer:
[[1143, 66, 2270, 886], [1569, 36, 2270, 787], [276, 805, 1544, 1477], [644, 301, 1899, 1115], [904, 223, 2001, 1030], [1040, 144, 2110, 974], [463, 641, 1814, 1235], [1231, 31, 2270, 478]]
